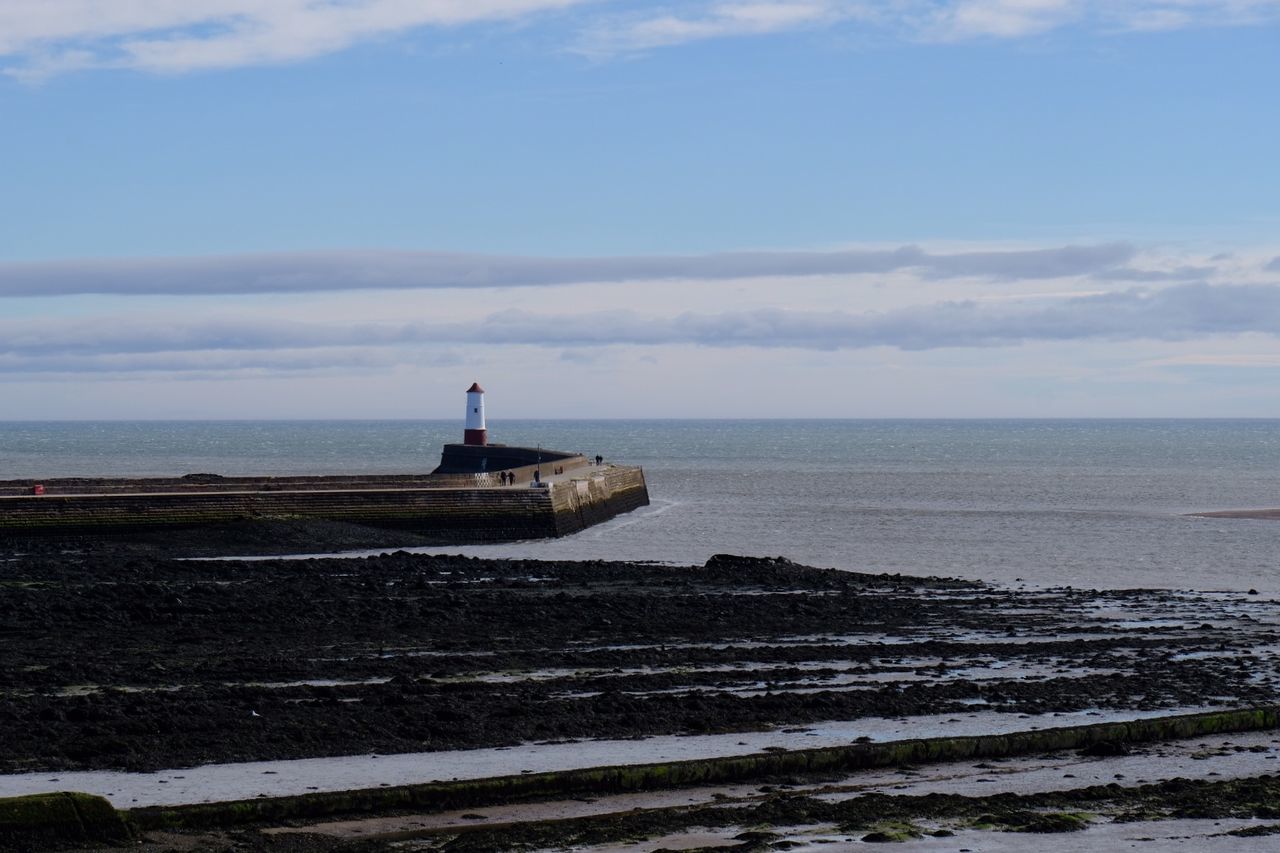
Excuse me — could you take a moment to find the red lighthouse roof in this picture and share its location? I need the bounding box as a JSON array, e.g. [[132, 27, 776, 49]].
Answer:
[[467, 382, 484, 393]]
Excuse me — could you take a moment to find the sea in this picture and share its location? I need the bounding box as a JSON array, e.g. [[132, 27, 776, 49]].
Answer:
[[2, 419, 1279, 595]]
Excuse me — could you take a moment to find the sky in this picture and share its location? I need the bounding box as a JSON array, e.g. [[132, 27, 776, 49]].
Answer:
[[1, 0, 1279, 419]]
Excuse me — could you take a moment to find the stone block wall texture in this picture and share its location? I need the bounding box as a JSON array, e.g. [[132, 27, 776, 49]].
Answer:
[[0, 466, 649, 542], [550, 466, 650, 536]]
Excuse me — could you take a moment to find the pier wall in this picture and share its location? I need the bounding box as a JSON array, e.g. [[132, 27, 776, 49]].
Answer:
[[0, 474, 487, 498], [0, 466, 649, 541], [549, 465, 650, 536]]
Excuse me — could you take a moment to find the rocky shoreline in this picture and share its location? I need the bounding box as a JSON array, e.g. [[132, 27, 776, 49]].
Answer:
[[2, 524, 1279, 850]]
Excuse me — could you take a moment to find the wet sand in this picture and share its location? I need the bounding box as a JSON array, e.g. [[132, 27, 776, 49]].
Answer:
[[1195, 508, 1280, 520]]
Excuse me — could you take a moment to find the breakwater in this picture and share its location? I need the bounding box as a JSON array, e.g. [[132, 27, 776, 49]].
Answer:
[[0, 463, 649, 540]]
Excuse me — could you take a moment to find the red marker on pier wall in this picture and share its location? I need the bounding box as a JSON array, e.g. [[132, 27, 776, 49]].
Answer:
[[463, 382, 487, 446]]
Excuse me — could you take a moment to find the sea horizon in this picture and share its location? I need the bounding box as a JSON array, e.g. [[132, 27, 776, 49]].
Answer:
[[4, 418, 1279, 594], [5, 416, 1280, 422]]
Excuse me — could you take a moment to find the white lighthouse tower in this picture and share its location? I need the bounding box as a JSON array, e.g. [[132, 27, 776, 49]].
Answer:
[[463, 382, 487, 446]]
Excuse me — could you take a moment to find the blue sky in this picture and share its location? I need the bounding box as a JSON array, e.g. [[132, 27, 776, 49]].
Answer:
[[2, 1, 1279, 418]]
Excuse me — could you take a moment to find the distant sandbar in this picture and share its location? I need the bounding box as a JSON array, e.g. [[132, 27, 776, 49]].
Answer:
[[1194, 509, 1280, 520]]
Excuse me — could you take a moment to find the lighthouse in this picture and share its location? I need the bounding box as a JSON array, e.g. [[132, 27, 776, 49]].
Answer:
[[463, 382, 487, 446]]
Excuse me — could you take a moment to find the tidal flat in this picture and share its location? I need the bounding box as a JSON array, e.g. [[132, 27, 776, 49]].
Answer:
[[1, 530, 1279, 851]]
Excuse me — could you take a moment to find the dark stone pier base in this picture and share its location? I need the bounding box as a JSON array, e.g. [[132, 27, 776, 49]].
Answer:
[[0, 460, 649, 542]]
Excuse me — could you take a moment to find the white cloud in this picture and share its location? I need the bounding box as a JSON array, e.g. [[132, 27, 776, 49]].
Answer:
[[0, 243, 1139, 297], [0, 346, 457, 377], [6, 280, 1280, 373], [578, 1, 850, 54], [932, 0, 1080, 39], [2, 241, 1275, 386], [1141, 353, 1280, 367], [581, 1, 1280, 55], [1110, 1, 1279, 33], [929, 0, 1280, 39], [0, 0, 588, 77], [2, 1, 1277, 76], [5, 240, 1280, 416]]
